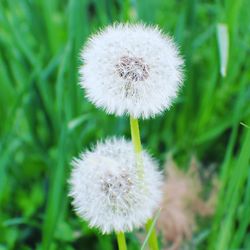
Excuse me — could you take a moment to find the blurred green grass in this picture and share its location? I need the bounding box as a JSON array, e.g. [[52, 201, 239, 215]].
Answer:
[[0, 0, 250, 249]]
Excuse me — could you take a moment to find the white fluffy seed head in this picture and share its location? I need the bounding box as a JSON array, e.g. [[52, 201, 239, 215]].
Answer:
[[69, 138, 163, 234], [80, 23, 184, 119]]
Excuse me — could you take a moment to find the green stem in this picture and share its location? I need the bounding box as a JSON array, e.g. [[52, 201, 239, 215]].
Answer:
[[130, 117, 144, 180], [116, 232, 127, 250], [130, 116, 142, 153], [129, 116, 159, 250]]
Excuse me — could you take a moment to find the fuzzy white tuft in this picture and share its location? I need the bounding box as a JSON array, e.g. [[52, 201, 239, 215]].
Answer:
[[69, 138, 163, 233], [80, 23, 184, 119]]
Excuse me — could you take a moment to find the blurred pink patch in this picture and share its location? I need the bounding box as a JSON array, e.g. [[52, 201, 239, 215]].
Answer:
[[157, 156, 218, 250]]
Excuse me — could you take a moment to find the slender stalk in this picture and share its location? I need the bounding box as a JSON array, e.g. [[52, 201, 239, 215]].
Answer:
[[116, 232, 127, 250], [130, 116, 142, 153], [130, 117, 144, 180], [129, 116, 159, 250]]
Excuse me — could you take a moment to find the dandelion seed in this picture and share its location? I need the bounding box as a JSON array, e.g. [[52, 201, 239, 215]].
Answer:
[[69, 138, 163, 233], [80, 23, 184, 119]]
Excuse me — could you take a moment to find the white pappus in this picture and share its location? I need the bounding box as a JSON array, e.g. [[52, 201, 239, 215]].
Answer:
[[69, 138, 163, 233], [79, 23, 184, 119]]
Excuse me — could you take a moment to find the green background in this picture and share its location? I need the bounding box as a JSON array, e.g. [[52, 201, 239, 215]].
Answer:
[[0, 0, 250, 249]]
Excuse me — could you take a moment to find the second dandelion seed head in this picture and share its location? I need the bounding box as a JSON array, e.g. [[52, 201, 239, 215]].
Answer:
[[69, 138, 163, 233]]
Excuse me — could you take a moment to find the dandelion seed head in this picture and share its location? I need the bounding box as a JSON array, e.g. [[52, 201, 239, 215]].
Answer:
[[80, 23, 184, 119], [69, 138, 163, 233]]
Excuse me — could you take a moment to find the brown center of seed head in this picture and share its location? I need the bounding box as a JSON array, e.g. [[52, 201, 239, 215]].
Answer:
[[116, 56, 149, 82], [100, 172, 133, 202]]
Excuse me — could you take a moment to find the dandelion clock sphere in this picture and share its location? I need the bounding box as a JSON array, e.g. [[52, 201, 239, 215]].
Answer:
[[80, 23, 184, 119], [69, 138, 163, 233]]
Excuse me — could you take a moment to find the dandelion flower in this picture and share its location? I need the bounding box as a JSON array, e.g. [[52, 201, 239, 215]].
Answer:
[[80, 23, 184, 119], [69, 138, 163, 233]]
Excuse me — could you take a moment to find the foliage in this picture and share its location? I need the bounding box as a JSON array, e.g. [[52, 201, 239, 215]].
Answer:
[[0, 0, 249, 249]]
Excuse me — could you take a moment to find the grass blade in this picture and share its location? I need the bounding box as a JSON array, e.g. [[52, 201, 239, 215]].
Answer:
[[216, 23, 229, 77]]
